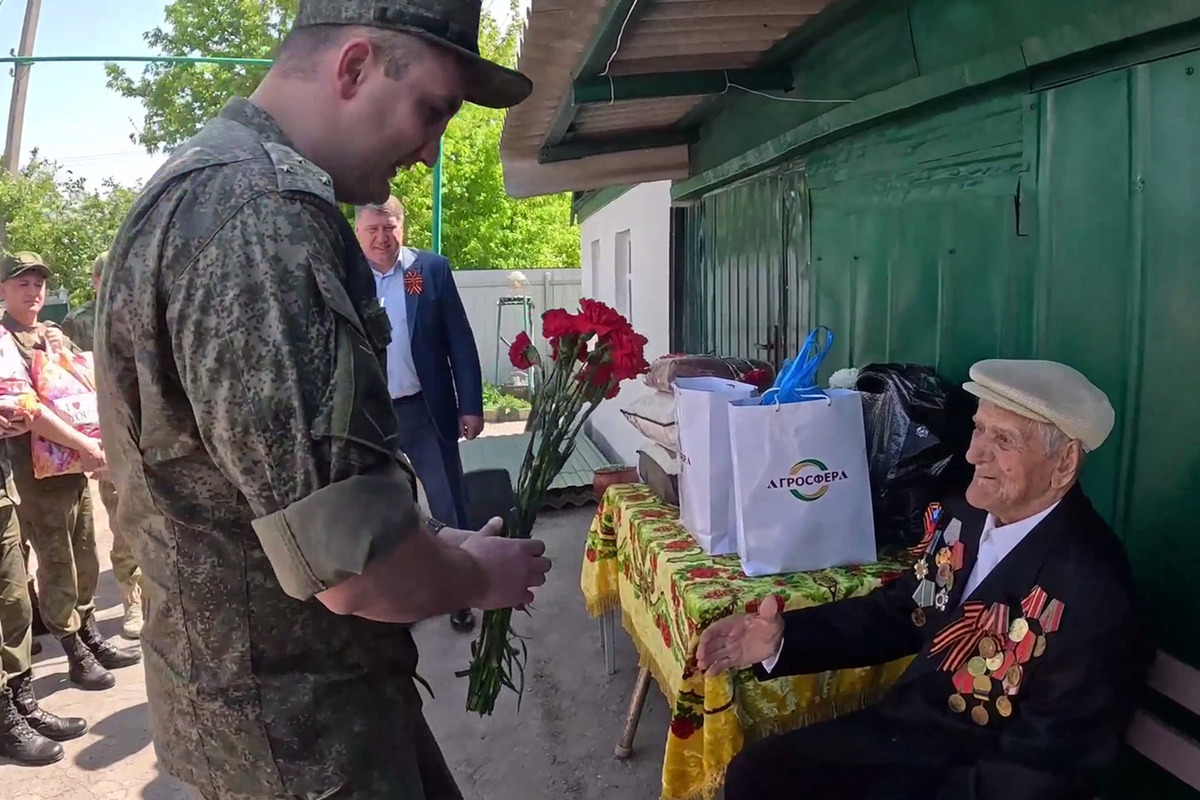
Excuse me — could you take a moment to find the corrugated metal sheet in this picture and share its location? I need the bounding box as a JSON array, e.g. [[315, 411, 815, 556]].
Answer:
[[681, 48, 1200, 672]]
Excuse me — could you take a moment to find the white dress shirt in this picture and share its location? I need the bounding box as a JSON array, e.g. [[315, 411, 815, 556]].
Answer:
[[372, 248, 422, 400], [760, 501, 1060, 675]]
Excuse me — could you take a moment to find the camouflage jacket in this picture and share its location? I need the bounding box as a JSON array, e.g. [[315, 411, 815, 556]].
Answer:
[[95, 99, 446, 800], [60, 300, 95, 351]]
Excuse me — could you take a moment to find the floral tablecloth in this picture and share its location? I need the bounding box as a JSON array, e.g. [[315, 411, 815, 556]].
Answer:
[[581, 484, 913, 800]]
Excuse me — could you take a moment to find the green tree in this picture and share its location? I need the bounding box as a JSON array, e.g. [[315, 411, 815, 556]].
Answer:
[[0, 156, 139, 305], [106, 0, 579, 269]]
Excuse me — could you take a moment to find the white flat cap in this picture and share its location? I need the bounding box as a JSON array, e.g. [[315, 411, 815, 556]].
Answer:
[[963, 359, 1115, 452]]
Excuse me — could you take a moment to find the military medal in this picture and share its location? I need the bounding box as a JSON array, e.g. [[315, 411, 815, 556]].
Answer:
[[914, 559, 929, 580], [972, 674, 992, 695], [948, 694, 967, 713], [944, 518, 962, 545], [1008, 617, 1029, 643], [995, 696, 1013, 717], [1003, 664, 1023, 695], [978, 637, 998, 660], [967, 656, 987, 677], [912, 608, 927, 627], [913, 579, 937, 610], [1033, 635, 1046, 658], [985, 652, 1005, 673], [935, 547, 953, 568], [935, 588, 949, 611], [971, 705, 990, 726], [936, 563, 954, 590], [404, 269, 424, 295]]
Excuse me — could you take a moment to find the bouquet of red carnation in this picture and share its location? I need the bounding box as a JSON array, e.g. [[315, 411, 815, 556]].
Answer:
[[464, 299, 649, 715]]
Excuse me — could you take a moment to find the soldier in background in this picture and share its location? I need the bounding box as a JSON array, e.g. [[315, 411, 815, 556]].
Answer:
[[61, 252, 143, 640], [0, 252, 141, 691], [0, 391, 89, 766]]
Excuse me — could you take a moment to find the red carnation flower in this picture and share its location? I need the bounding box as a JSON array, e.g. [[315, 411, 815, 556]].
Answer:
[[508, 331, 537, 370], [542, 308, 578, 340], [578, 298, 627, 338]]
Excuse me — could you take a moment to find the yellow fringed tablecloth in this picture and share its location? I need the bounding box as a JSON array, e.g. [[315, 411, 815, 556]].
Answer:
[[581, 484, 913, 800]]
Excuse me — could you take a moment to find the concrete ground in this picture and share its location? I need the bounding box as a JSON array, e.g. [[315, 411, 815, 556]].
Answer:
[[2, 479, 673, 799]]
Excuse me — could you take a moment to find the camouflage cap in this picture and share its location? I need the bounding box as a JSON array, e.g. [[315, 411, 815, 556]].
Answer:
[[293, 0, 532, 109], [0, 251, 52, 282]]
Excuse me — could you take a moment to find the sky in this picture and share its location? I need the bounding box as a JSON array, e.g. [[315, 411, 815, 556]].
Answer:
[[0, 0, 529, 190]]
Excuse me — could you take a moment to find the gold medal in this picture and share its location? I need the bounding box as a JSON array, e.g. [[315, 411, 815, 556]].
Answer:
[[972, 675, 992, 694], [915, 560, 929, 580], [948, 693, 967, 713], [1009, 617, 1029, 643], [971, 705, 989, 726], [1033, 634, 1046, 658], [936, 548, 952, 567], [978, 637, 998, 659], [967, 656, 987, 677], [986, 653, 1005, 673], [995, 696, 1013, 717], [911, 608, 927, 627]]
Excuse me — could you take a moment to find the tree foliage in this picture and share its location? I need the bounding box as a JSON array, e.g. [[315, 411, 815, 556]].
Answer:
[[0, 157, 139, 305], [106, 0, 579, 269]]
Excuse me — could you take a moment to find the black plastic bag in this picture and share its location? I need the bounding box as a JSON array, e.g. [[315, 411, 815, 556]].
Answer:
[[854, 364, 976, 550]]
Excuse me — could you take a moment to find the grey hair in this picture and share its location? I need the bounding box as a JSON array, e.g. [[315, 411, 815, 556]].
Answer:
[[355, 196, 404, 223], [1033, 420, 1080, 457]]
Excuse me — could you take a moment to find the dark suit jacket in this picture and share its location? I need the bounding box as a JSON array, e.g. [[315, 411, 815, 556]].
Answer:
[[760, 486, 1150, 800], [403, 249, 483, 442]]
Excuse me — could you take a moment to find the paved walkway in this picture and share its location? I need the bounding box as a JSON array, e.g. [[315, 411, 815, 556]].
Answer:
[[3, 481, 672, 800]]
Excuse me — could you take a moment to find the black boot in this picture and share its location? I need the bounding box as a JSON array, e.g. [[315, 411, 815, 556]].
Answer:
[[8, 671, 88, 742], [79, 614, 141, 670], [60, 634, 115, 691], [450, 609, 476, 632], [0, 685, 63, 766]]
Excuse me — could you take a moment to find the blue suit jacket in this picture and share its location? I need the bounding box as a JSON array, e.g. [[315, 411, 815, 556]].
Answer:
[[403, 248, 483, 442]]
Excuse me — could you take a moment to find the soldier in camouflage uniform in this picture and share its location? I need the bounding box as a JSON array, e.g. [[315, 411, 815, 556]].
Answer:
[[94, 3, 550, 799], [0, 253, 143, 693], [0, 341, 90, 765], [61, 251, 143, 640]]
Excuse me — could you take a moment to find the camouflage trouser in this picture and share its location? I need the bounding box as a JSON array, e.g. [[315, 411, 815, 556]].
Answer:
[[0, 503, 33, 683], [98, 478, 141, 591], [15, 474, 97, 637]]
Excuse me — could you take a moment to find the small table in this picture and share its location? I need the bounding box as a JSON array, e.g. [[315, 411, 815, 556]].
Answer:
[[581, 484, 912, 800]]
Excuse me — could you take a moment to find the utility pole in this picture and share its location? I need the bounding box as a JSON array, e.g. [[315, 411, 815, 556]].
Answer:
[[3, 0, 44, 175]]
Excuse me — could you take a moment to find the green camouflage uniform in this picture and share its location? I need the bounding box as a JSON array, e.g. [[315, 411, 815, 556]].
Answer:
[[60, 301, 141, 596], [94, 98, 457, 800], [1, 315, 99, 639], [0, 455, 32, 685]]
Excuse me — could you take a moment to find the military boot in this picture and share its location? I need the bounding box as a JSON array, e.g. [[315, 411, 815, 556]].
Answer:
[[8, 671, 88, 742], [60, 634, 115, 691], [0, 685, 63, 766], [79, 614, 141, 670]]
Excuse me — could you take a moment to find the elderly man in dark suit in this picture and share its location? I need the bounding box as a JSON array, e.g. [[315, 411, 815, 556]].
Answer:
[[699, 359, 1150, 800], [356, 196, 485, 632]]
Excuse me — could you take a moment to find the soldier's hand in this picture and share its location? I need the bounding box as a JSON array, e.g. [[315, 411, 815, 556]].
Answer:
[[696, 595, 785, 677], [0, 398, 33, 438], [79, 438, 107, 473], [460, 517, 551, 610], [42, 327, 67, 350]]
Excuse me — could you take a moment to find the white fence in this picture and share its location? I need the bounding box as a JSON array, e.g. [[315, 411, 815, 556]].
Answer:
[[454, 268, 583, 385]]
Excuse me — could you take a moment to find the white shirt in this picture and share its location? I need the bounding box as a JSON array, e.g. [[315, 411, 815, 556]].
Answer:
[[761, 501, 1060, 674], [371, 248, 422, 400]]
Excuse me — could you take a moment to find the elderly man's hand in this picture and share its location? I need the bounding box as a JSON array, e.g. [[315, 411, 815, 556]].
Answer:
[[696, 595, 785, 677], [460, 415, 484, 441]]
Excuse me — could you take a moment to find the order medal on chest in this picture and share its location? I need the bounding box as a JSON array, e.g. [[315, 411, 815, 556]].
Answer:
[[908, 503, 1067, 727]]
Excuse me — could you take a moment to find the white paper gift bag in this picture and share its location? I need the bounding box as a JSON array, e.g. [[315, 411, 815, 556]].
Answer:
[[674, 377, 757, 555], [727, 389, 877, 576]]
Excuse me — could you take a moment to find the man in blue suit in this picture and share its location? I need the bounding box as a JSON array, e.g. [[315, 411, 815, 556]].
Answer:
[[356, 197, 485, 632]]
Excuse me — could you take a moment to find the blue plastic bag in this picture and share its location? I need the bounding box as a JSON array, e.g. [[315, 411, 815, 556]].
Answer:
[[759, 326, 834, 405]]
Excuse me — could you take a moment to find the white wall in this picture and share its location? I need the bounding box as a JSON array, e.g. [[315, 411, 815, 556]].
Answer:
[[579, 181, 673, 465], [455, 268, 583, 386]]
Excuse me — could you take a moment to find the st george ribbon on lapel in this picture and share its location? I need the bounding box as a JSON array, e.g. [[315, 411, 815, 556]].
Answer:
[[404, 268, 424, 296]]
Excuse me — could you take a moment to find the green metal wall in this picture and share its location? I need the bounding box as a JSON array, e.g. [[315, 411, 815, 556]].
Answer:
[[682, 51, 1200, 684]]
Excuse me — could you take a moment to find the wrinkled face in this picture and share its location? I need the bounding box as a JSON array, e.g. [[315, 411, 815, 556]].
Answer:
[[1, 273, 46, 321], [355, 208, 403, 270], [332, 38, 463, 205], [965, 400, 1075, 524]]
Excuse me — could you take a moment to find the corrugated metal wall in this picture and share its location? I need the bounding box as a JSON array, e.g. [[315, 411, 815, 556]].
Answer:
[[682, 51, 1200, 677]]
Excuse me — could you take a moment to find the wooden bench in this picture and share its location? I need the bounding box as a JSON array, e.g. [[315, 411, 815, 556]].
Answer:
[[1101, 650, 1200, 799]]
